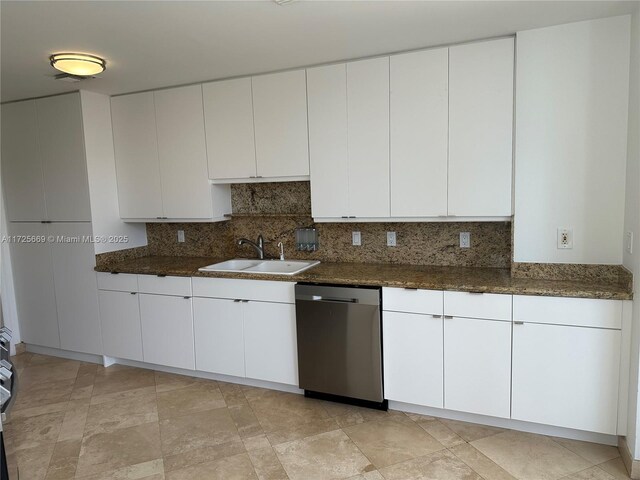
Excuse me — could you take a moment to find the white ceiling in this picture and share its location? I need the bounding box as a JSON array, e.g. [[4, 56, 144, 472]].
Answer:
[[1, 0, 638, 102]]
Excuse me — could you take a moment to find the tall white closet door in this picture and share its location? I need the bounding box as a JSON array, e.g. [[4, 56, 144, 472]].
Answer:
[[36, 93, 92, 221], [1, 100, 47, 221], [8, 223, 60, 348], [49, 223, 102, 355]]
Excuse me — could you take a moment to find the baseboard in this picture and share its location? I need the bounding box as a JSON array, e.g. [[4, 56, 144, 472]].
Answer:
[[619, 436, 640, 479], [25, 344, 103, 365], [389, 401, 619, 446], [22, 343, 626, 448]]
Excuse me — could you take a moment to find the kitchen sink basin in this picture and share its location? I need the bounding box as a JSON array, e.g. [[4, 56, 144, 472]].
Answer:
[[199, 259, 320, 275]]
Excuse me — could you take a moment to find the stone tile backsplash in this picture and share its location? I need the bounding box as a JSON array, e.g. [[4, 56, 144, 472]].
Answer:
[[145, 182, 512, 268]]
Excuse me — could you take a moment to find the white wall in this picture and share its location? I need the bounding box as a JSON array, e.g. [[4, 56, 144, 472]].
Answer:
[[514, 15, 631, 264], [623, 7, 640, 460], [80, 91, 147, 254]]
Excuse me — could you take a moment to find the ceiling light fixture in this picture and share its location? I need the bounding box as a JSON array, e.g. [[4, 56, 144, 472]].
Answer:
[[49, 53, 106, 76]]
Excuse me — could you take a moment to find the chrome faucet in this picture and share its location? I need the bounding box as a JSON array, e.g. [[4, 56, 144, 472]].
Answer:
[[237, 234, 265, 259]]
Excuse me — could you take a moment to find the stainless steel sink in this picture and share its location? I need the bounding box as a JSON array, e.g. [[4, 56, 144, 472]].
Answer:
[[199, 259, 320, 275]]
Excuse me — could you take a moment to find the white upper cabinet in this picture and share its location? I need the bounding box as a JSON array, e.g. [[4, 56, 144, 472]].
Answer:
[[1, 100, 46, 222], [111, 88, 230, 221], [390, 48, 448, 217], [1, 93, 91, 222], [448, 38, 514, 217], [307, 58, 390, 219], [154, 85, 213, 219], [252, 69, 310, 178], [347, 57, 390, 218], [203, 77, 257, 180], [36, 93, 92, 221], [111, 91, 164, 219], [307, 63, 350, 218]]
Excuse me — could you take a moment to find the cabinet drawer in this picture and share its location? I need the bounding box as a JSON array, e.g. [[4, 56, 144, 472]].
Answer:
[[444, 291, 511, 321], [192, 277, 295, 304], [382, 287, 443, 315], [513, 295, 622, 329], [137, 274, 192, 297], [97, 272, 139, 292]]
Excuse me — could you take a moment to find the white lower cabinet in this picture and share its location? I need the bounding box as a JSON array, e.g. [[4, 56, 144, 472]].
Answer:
[[444, 317, 511, 418], [99, 290, 143, 361], [512, 322, 621, 435], [193, 297, 245, 377], [244, 301, 298, 386], [139, 293, 195, 370], [383, 311, 443, 408]]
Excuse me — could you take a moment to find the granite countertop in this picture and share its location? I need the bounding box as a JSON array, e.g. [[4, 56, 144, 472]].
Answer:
[[95, 256, 633, 300]]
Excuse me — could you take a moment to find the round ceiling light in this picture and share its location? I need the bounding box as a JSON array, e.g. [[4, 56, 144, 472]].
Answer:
[[49, 53, 106, 76]]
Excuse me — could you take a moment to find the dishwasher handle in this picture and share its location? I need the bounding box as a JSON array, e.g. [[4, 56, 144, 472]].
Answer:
[[296, 294, 359, 304]]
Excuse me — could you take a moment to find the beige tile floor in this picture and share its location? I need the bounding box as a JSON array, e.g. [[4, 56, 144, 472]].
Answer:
[[4, 352, 631, 480]]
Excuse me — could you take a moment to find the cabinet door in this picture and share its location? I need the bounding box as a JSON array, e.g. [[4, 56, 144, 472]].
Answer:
[[448, 38, 514, 217], [383, 311, 443, 408], [139, 294, 195, 370], [1, 101, 46, 221], [512, 322, 620, 434], [347, 57, 390, 218], [36, 93, 91, 221], [154, 85, 213, 219], [252, 69, 310, 178], [98, 290, 143, 361], [307, 63, 350, 218], [390, 48, 448, 217], [8, 223, 59, 348], [203, 78, 257, 180], [244, 301, 298, 385], [49, 223, 102, 355], [111, 92, 164, 219], [444, 317, 511, 418], [193, 297, 245, 377]]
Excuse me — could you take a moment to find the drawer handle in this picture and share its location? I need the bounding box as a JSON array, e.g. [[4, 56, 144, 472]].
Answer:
[[404, 287, 418, 291], [234, 299, 242, 302], [157, 274, 167, 278], [444, 315, 454, 319], [431, 315, 442, 319], [514, 321, 524, 325], [130, 292, 137, 295], [241, 299, 249, 303], [468, 291, 484, 295], [183, 296, 191, 299], [110, 271, 119, 275]]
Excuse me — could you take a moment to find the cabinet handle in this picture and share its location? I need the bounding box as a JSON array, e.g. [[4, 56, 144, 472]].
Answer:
[[341, 216, 349, 219], [404, 287, 418, 291], [349, 216, 356, 219], [431, 315, 442, 319], [40, 220, 51, 224], [233, 299, 241, 302], [241, 299, 249, 303], [157, 274, 166, 278], [130, 292, 137, 295], [110, 271, 119, 275], [514, 321, 524, 325], [444, 315, 454, 319], [468, 291, 484, 295], [183, 296, 191, 299]]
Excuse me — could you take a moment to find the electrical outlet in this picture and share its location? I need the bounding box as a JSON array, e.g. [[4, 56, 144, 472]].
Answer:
[[627, 231, 634, 254], [352, 231, 361, 246], [557, 228, 573, 249], [177, 230, 185, 243], [387, 231, 397, 247], [459, 232, 471, 248]]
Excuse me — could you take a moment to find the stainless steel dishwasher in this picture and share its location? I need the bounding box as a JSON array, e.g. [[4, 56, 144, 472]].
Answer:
[[295, 283, 386, 409]]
